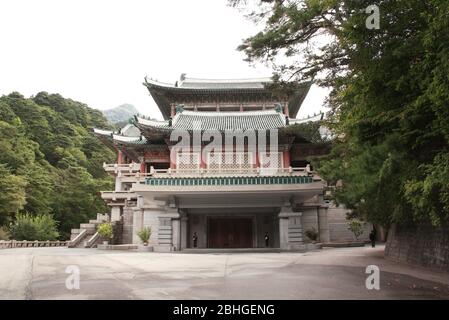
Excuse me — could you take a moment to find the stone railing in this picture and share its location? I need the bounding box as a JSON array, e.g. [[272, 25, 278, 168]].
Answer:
[[100, 191, 138, 201], [120, 165, 313, 178], [103, 163, 141, 174], [67, 229, 87, 248], [152, 166, 312, 176], [0, 240, 68, 249], [85, 232, 100, 248]]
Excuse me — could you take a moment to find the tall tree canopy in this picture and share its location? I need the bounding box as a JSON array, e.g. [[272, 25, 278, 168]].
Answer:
[[0, 92, 115, 238], [231, 0, 449, 226]]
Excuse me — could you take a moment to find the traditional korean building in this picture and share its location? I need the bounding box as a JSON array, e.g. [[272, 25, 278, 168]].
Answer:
[[72, 75, 366, 251]]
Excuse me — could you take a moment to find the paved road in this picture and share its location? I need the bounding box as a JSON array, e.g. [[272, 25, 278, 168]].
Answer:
[[0, 245, 448, 300]]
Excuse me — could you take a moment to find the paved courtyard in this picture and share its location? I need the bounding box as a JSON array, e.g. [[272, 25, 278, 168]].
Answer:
[[0, 245, 448, 300]]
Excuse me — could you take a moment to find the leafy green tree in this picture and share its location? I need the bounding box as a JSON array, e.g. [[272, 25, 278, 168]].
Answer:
[[232, 0, 449, 227], [9, 213, 59, 241], [281, 121, 329, 144], [0, 91, 114, 238], [0, 164, 27, 225], [0, 227, 9, 240], [16, 163, 55, 215], [347, 218, 365, 241]]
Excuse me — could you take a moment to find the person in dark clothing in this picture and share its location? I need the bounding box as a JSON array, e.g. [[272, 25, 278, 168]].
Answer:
[[264, 232, 270, 247], [192, 232, 198, 248], [369, 229, 376, 248]]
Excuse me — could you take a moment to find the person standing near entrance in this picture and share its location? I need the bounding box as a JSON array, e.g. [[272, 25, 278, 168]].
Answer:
[[193, 232, 198, 248], [264, 232, 269, 247], [369, 229, 376, 248]]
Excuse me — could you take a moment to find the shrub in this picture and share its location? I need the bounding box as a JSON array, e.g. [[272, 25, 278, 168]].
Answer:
[[97, 222, 113, 239], [0, 227, 10, 240], [9, 213, 59, 241], [304, 227, 318, 242], [347, 218, 365, 240], [137, 227, 151, 245]]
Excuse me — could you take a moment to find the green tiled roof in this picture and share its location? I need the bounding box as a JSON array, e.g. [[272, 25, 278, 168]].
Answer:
[[145, 175, 313, 186], [143, 75, 312, 120], [92, 128, 147, 145], [112, 134, 147, 145], [135, 109, 287, 131]]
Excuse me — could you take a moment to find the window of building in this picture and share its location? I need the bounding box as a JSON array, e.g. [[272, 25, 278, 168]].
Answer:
[[206, 152, 253, 173]]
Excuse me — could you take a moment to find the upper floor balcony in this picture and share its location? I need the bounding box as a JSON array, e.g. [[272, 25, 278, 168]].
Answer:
[[103, 162, 141, 175]]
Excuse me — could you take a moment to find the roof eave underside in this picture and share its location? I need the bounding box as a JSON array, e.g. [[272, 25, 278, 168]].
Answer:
[[144, 80, 312, 120]]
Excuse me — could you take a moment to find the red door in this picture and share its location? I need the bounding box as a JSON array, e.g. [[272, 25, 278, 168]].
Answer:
[[208, 218, 253, 248]]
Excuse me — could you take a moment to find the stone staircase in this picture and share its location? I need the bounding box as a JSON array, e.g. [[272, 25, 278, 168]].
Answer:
[[68, 214, 108, 248]]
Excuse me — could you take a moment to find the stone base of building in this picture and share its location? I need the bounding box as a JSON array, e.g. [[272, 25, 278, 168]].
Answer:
[[385, 224, 449, 272], [117, 198, 370, 252], [72, 199, 371, 252]]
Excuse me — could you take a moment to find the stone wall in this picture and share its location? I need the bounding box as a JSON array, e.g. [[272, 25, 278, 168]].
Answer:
[[326, 205, 370, 242], [122, 206, 134, 244], [301, 208, 318, 242], [385, 224, 449, 272]]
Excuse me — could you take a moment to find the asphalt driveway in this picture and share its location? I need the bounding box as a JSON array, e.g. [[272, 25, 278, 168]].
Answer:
[[0, 245, 448, 300]]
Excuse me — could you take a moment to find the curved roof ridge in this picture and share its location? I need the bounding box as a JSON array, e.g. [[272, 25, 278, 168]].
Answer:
[[93, 128, 114, 136], [144, 77, 176, 88], [112, 134, 148, 145], [180, 109, 281, 117], [289, 113, 324, 124], [135, 116, 171, 129], [181, 76, 272, 83]]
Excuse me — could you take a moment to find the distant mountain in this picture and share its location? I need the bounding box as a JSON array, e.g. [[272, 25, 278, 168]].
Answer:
[[102, 104, 138, 125]]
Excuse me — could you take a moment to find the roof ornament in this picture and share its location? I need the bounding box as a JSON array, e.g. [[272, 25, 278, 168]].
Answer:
[[274, 103, 283, 113], [175, 104, 184, 114], [180, 73, 186, 82], [168, 117, 173, 127]]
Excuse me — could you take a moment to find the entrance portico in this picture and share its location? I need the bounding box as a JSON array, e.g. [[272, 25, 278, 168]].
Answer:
[[132, 177, 324, 251]]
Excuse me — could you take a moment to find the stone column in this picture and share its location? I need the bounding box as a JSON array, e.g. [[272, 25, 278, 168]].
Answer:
[[155, 205, 180, 252], [111, 206, 121, 222], [180, 212, 188, 250], [172, 217, 181, 251], [167, 206, 181, 251], [117, 150, 124, 164], [139, 156, 146, 174], [115, 170, 122, 191], [132, 208, 144, 244], [278, 206, 304, 250], [279, 213, 289, 249], [114, 177, 122, 191], [282, 149, 291, 168]]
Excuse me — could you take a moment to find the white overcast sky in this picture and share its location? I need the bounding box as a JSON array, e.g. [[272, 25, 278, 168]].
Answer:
[[0, 0, 328, 120]]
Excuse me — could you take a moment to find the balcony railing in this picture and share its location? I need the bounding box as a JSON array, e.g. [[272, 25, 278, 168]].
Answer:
[[103, 163, 141, 174], [149, 166, 312, 176], [100, 191, 137, 201], [138, 166, 320, 187]]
